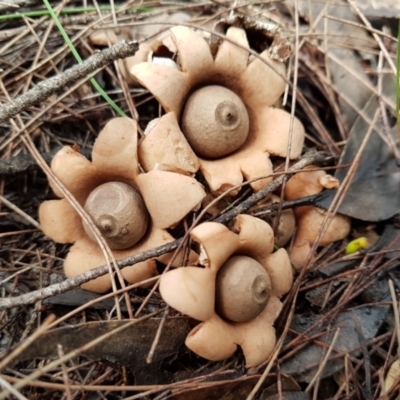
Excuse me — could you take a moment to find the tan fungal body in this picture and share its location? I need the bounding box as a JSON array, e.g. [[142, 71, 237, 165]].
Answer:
[[39, 116, 206, 294], [285, 166, 351, 269], [159, 215, 293, 367], [131, 26, 305, 195]]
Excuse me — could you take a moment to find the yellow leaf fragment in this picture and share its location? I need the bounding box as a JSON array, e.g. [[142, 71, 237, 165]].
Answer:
[[345, 237, 368, 255]]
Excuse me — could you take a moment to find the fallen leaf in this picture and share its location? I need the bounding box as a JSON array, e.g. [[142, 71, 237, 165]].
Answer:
[[292, 0, 399, 222], [13, 318, 189, 376], [281, 305, 388, 382], [42, 288, 131, 311], [164, 374, 300, 400], [316, 98, 400, 222], [353, 0, 400, 18], [261, 393, 310, 400], [295, 0, 391, 127]]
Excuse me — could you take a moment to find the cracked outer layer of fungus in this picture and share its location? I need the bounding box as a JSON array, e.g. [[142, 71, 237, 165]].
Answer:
[[159, 214, 293, 367], [89, 12, 190, 85], [131, 26, 305, 195], [39, 118, 206, 293]]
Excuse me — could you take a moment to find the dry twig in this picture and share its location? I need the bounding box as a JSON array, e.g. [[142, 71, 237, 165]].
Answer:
[[0, 40, 138, 124]]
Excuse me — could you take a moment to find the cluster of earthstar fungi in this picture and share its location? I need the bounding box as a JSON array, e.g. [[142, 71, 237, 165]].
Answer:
[[40, 26, 351, 367]]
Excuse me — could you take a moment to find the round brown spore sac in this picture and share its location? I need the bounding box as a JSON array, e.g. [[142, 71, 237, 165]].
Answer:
[[83, 181, 149, 250], [180, 85, 249, 159], [215, 255, 271, 322]]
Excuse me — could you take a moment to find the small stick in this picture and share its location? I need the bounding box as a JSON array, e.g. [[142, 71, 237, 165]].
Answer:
[[0, 376, 28, 400], [56, 344, 72, 400], [214, 150, 329, 225], [353, 312, 372, 399], [0, 40, 138, 124], [305, 328, 341, 393], [146, 307, 170, 364]]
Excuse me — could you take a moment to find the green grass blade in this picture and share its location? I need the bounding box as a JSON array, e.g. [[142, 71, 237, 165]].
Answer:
[[42, 0, 127, 117]]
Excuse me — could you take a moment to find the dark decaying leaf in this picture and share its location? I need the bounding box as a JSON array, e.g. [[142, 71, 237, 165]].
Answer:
[[261, 393, 310, 400], [281, 305, 388, 382], [42, 288, 131, 311], [353, 0, 400, 19], [360, 267, 400, 332], [360, 268, 400, 305], [294, 0, 399, 222], [296, 0, 382, 128], [0, 149, 58, 176], [305, 280, 340, 308], [259, 378, 307, 400], [164, 374, 300, 400], [13, 318, 189, 375], [316, 96, 400, 222]]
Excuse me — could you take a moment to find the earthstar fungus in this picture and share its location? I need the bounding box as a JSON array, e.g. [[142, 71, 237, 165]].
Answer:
[[159, 215, 293, 367], [89, 12, 190, 86], [131, 26, 305, 195], [284, 166, 351, 269], [39, 118, 206, 292]]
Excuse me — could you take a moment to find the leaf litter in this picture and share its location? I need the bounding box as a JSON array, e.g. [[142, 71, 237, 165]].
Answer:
[[0, 0, 399, 399]]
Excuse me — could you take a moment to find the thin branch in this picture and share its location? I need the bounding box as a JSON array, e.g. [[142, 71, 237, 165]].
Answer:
[[214, 150, 330, 224], [249, 193, 320, 217], [0, 40, 138, 124], [0, 241, 179, 310]]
